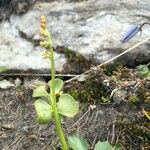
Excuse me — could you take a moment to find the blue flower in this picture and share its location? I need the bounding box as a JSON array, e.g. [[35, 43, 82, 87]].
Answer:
[[121, 25, 141, 43]]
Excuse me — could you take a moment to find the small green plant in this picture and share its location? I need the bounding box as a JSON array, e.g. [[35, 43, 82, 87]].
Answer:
[[0, 66, 9, 74], [33, 16, 123, 150], [33, 16, 79, 150], [68, 136, 122, 150], [137, 64, 150, 78]]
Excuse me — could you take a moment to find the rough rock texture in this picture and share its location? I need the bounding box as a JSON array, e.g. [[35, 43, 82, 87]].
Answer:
[[0, 0, 150, 72], [0, 80, 14, 89]]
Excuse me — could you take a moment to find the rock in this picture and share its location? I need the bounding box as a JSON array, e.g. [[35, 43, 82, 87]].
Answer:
[[1, 123, 15, 130], [0, 0, 38, 21], [0, 80, 14, 89], [112, 89, 127, 104], [0, 20, 67, 72], [0, 0, 150, 73], [14, 78, 22, 87], [23, 77, 46, 88]]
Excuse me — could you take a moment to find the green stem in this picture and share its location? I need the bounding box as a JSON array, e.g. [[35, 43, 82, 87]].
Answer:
[[50, 48, 68, 150]]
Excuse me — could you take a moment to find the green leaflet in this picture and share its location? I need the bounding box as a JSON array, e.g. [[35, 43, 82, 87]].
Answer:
[[57, 93, 79, 117], [33, 86, 49, 98], [48, 78, 64, 94], [68, 136, 88, 150], [34, 99, 52, 124]]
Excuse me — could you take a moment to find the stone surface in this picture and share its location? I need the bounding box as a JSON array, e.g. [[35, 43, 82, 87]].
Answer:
[[14, 78, 22, 87], [23, 77, 46, 88], [0, 80, 14, 89], [0, 0, 150, 73], [0, 21, 66, 72], [112, 89, 127, 104]]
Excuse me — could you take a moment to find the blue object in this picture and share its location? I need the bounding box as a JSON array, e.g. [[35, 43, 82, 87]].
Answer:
[[121, 25, 141, 43]]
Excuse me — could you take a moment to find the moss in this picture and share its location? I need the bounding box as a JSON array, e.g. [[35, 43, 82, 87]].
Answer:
[[57, 47, 96, 74], [127, 84, 149, 105], [64, 49, 76, 61], [64, 71, 112, 103], [116, 119, 150, 150], [102, 63, 130, 78], [64, 49, 84, 63], [137, 87, 149, 104], [128, 94, 140, 104]]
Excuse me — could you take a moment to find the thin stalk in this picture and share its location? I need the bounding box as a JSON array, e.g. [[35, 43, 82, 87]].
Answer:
[[50, 47, 68, 150]]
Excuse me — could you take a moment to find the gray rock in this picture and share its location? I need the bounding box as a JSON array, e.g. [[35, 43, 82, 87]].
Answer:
[[112, 89, 127, 104], [0, 80, 14, 89], [23, 77, 46, 88], [0, 0, 150, 73], [14, 78, 22, 87]]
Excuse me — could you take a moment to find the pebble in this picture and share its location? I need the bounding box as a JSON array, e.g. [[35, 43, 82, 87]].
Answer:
[[23, 77, 46, 88], [0, 80, 14, 89], [14, 78, 22, 87], [112, 89, 127, 104]]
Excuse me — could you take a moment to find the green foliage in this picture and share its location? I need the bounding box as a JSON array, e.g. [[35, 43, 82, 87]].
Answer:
[[33, 80, 79, 122], [33, 86, 49, 98], [57, 93, 79, 118], [33, 78, 79, 149], [33, 16, 80, 150], [94, 141, 116, 150], [34, 99, 52, 124], [65, 74, 109, 103], [68, 136, 122, 150], [68, 136, 88, 150], [128, 94, 139, 104], [0, 66, 9, 73], [94, 141, 122, 150], [48, 78, 64, 94], [137, 65, 150, 77]]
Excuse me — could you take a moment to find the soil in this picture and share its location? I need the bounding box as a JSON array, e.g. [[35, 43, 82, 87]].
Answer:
[[0, 65, 150, 150], [0, 2, 149, 149]]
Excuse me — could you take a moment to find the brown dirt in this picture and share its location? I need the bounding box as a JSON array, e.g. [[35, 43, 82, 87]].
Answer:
[[0, 67, 150, 150]]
